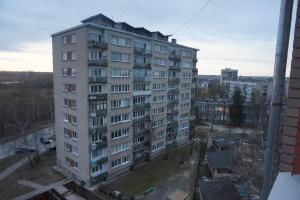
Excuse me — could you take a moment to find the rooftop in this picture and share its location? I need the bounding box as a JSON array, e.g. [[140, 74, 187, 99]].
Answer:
[[198, 177, 241, 200], [207, 150, 236, 171]]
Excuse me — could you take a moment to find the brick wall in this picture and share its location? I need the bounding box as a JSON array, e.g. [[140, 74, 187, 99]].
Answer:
[[280, 1, 300, 172]]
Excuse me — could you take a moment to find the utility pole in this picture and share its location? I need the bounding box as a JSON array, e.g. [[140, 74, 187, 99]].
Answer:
[[261, 0, 294, 199]]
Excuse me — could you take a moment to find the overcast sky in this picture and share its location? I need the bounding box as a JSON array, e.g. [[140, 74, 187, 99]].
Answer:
[[0, 0, 297, 76]]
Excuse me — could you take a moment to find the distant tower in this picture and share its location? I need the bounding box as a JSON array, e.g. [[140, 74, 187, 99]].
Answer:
[[220, 68, 238, 84]]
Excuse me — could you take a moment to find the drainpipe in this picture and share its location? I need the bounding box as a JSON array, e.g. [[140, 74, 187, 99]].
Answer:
[[261, 0, 294, 199]]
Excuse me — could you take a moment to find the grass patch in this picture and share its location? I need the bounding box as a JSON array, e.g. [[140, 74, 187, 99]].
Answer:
[[0, 152, 64, 200], [105, 145, 192, 197], [0, 154, 26, 172]]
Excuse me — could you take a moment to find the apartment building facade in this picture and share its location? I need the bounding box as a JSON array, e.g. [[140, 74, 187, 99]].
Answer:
[[52, 14, 198, 186], [220, 68, 238, 84]]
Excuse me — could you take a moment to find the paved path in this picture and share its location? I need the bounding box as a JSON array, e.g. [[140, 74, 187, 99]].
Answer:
[[17, 180, 43, 189], [0, 156, 30, 181]]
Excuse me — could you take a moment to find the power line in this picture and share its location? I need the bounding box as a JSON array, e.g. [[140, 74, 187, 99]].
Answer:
[[172, 0, 214, 35]]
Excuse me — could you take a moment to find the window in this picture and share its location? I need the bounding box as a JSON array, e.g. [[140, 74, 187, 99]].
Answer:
[[111, 52, 131, 62], [111, 113, 129, 124], [111, 156, 129, 168], [181, 93, 190, 100], [90, 116, 106, 128], [133, 136, 144, 145], [62, 51, 76, 61], [153, 95, 165, 103], [62, 68, 76, 77], [153, 57, 167, 66], [89, 32, 103, 42], [133, 83, 148, 91], [182, 62, 192, 68], [133, 122, 145, 133], [91, 132, 102, 143], [133, 109, 146, 118], [111, 68, 129, 77], [65, 156, 78, 169], [168, 83, 177, 89], [111, 128, 129, 140], [133, 148, 145, 157], [152, 83, 166, 90], [181, 83, 190, 89], [91, 149, 102, 159], [111, 143, 130, 155], [89, 68, 105, 77], [89, 50, 103, 60], [180, 113, 189, 120], [62, 34, 76, 44], [111, 85, 130, 93], [89, 100, 107, 113], [73, 146, 78, 156], [64, 142, 72, 152], [169, 71, 179, 78], [153, 107, 165, 115], [63, 98, 76, 109], [180, 102, 190, 109], [153, 130, 164, 139], [153, 71, 166, 78], [181, 72, 192, 78], [91, 164, 102, 173], [134, 42, 146, 49], [133, 68, 149, 78], [152, 142, 164, 152], [63, 83, 76, 93], [112, 36, 131, 46], [64, 113, 77, 125], [72, 131, 78, 141], [111, 99, 129, 109], [182, 51, 192, 58], [133, 97, 146, 104], [152, 119, 164, 128], [153, 44, 167, 53], [180, 123, 189, 130], [90, 84, 103, 94]]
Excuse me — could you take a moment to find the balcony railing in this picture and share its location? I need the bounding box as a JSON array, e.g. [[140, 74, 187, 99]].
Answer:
[[168, 88, 180, 94], [90, 140, 108, 150], [169, 52, 181, 60], [91, 171, 108, 182], [167, 109, 179, 115], [88, 93, 108, 100], [168, 99, 179, 105], [89, 109, 107, 117], [133, 62, 152, 69], [169, 65, 181, 70], [89, 126, 108, 135], [91, 156, 108, 165], [88, 76, 107, 83], [88, 57, 108, 66], [133, 129, 150, 138], [88, 40, 108, 49], [168, 77, 180, 82], [132, 115, 150, 124], [134, 47, 152, 56], [133, 103, 151, 110], [133, 76, 151, 82], [133, 90, 151, 96], [167, 121, 178, 128]]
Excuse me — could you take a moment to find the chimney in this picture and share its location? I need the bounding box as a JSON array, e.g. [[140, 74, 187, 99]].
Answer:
[[171, 38, 177, 44]]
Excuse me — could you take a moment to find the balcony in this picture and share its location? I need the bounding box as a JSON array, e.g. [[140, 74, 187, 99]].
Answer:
[[169, 52, 181, 60], [89, 93, 108, 100], [169, 65, 181, 71], [133, 90, 151, 96], [134, 47, 152, 56], [88, 40, 108, 49], [88, 76, 107, 83], [132, 115, 150, 125], [133, 76, 151, 82], [168, 88, 180, 94], [88, 57, 108, 66], [192, 67, 198, 72], [168, 77, 180, 82], [168, 99, 179, 105], [133, 103, 151, 110], [91, 156, 108, 165], [193, 57, 198, 62], [90, 140, 108, 150], [89, 126, 108, 135], [91, 171, 108, 182], [167, 121, 178, 128], [133, 62, 152, 69], [167, 109, 179, 115], [133, 129, 150, 138], [89, 109, 107, 117]]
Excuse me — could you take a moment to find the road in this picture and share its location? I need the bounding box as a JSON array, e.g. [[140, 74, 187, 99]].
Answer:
[[0, 126, 53, 159]]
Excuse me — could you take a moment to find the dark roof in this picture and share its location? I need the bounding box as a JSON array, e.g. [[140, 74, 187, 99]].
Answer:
[[212, 135, 240, 148], [199, 177, 242, 200], [207, 151, 236, 171], [81, 13, 115, 24]]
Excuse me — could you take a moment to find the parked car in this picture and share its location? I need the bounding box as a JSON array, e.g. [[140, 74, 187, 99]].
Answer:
[[15, 145, 36, 154], [40, 134, 54, 144]]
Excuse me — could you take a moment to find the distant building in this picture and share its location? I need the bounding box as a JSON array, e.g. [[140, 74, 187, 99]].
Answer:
[[223, 81, 257, 103], [195, 99, 256, 125], [220, 68, 238, 84]]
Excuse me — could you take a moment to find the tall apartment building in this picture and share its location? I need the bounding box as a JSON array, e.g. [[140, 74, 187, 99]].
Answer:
[[220, 68, 238, 84], [51, 13, 198, 186]]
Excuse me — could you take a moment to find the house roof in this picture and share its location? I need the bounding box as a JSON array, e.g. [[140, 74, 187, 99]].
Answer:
[[199, 177, 241, 200], [207, 150, 236, 171]]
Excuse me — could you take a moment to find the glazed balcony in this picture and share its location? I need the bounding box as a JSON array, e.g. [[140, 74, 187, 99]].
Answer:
[[88, 57, 108, 66], [88, 76, 108, 83], [88, 40, 108, 49], [169, 52, 181, 60], [133, 103, 151, 110], [90, 140, 108, 150], [88, 93, 108, 100], [134, 47, 152, 56], [168, 77, 180, 82]]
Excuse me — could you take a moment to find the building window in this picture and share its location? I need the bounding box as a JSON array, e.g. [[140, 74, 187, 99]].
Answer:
[[111, 128, 129, 140], [153, 57, 167, 66], [133, 122, 145, 133], [63, 98, 77, 109], [62, 34, 76, 44], [111, 85, 130, 93], [89, 68, 105, 77], [153, 130, 164, 139], [111, 156, 130, 168], [89, 100, 107, 113], [64, 113, 77, 125], [133, 109, 146, 118], [91, 164, 102, 173], [182, 62, 192, 68], [90, 84, 104, 94], [152, 119, 164, 128], [111, 99, 129, 109], [63, 83, 76, 93], [133, 83, 148, 91], [153, 95, 165, 103], [111, 143, 130, 155], [62, 51, 76, 61], [133, 96, 146, 104], [133, 136, 144, 145], [111, 113, 130, 124], [90, 116, 106, 128], [152, 83, 166, 90], [111, 52, 131, 62], [152, 142, 164, 152], [73, 146, 79, 156], [153, 107, 165, 115], [112, 36, 131, 47], [111, 68, 130, 77], [153, 44, 167, 53], [153, 71, 166, 78]]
